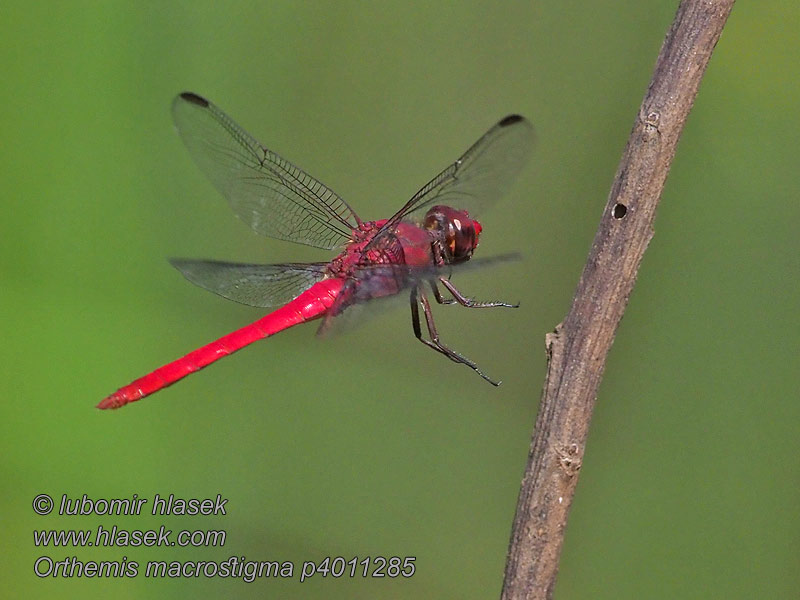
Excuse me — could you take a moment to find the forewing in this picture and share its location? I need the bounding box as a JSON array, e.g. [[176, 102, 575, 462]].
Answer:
[[172, 92, 360, 250], [379, 115, 534, 236], [169, 258, 328, 308]]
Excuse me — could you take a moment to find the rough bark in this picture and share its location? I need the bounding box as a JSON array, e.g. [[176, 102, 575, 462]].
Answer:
[[500, 1, 736, 598]]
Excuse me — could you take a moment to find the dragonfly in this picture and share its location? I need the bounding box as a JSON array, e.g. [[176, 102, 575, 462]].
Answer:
[[98, 92, 534, 409]]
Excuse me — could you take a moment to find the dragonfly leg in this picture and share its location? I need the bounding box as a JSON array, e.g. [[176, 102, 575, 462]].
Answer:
[[435, 277, 519, 308], [410, 285, 501, 386], [429, 280, 457, 305]]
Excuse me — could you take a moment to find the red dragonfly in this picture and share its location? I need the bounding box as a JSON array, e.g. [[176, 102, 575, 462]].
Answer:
[[98, 92, 533, 409]]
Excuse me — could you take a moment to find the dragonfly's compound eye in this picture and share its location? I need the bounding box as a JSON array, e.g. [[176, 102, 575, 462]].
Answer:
[[424, 205, 480, 263]]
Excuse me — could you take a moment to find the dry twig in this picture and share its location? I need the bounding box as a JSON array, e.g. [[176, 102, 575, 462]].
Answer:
[[500, 1, 736, 598]]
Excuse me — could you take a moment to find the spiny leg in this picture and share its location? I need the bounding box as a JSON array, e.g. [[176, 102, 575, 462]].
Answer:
[[429, 280, 456, 305], [434, 277, 519, 308], [410, 285, 501, 386]]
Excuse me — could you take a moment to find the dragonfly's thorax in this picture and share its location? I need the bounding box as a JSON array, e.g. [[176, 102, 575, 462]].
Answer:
[[325, 219, 439, 303], [327, 219, 397, 275]]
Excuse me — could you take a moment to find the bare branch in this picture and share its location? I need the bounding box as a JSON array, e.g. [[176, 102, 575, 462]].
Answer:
[[500, 1, 736, 598]]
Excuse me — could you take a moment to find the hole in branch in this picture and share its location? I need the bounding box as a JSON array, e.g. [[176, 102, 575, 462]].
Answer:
[[612, 203, 627, 219]]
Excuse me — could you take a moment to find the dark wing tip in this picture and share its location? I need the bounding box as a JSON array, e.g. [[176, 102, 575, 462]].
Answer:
[[498, 114, 525, 127], [178, 92, 209, 107]]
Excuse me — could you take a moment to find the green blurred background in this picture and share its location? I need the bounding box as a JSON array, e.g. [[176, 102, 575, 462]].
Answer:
[[2, 1, 798, 598]]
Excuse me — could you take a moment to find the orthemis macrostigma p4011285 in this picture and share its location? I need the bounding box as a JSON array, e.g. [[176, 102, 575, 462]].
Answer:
[[98, 92, 534, 409]]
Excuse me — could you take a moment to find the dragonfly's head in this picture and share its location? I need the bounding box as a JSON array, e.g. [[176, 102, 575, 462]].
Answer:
[[424, 205, 482, 264]]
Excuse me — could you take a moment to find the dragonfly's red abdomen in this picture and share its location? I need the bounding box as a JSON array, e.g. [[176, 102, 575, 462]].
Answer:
[[98, 278, 344, 409], [287, 278, 343, 321]]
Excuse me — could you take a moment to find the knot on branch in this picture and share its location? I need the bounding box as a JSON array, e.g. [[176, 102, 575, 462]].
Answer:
[[639, 107, 662, 136], [556, 443, 582, 477]]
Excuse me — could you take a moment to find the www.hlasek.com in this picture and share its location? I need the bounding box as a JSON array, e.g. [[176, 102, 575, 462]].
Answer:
[[34, 524, 226, 548], [32, 493, 415, 582]]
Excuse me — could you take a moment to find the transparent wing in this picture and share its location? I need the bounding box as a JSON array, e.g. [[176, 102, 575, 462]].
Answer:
[[169, 258, 328, 308], [172, 92, 360, 250], [376, 115, 534, 238], [354, 252, 522, 293], [314, 252, 522, 337]]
